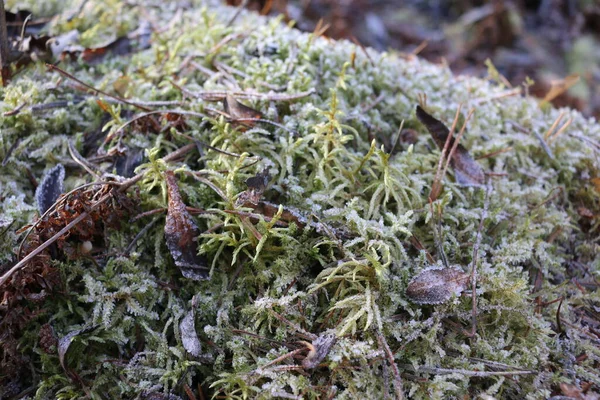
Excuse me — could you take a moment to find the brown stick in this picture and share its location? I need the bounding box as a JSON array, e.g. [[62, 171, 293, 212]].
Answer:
[[377, 332, 404, 400]]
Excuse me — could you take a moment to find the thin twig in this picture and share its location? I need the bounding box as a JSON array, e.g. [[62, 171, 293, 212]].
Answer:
[[269, 309, 316, 340], [465, 181, 493, 338], [226, 0, 249, 28], [440, 107, 475, 184], [376, 332, 404, 400], [429, 104, 462, 201], [124, 216, 161, 255], [192, 88, 315, 102], [68, 141, 102, 179], [46, 63, 152, 111], [410, 366, 536, 377], [104, 109, 207, 144], [389, 120, 405, 155]]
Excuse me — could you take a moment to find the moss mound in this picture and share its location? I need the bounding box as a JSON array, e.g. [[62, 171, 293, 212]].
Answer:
[[1, 1, 599, 399]]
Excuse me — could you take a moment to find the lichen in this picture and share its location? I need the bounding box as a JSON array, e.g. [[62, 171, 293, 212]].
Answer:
[[1, 0, 599, 399]]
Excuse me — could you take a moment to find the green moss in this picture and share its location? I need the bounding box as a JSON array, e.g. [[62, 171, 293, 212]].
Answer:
[[1, 1, 599, 399]]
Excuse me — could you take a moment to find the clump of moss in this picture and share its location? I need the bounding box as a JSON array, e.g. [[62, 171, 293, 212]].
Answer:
[[1, 1, 599, 399]]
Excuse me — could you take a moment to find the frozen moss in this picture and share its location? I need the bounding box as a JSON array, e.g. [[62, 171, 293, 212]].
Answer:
[[1, 1, 599, 399]]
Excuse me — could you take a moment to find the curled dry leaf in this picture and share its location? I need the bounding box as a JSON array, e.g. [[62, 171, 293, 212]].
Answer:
[[223, 93, 263, 127], [406, 266, 470, 305], [35, 164, 65, 214], [416, 106, 485, 187], [302, 331, 337, 369], [164, 171, 209, 280], [58, 325, 99, 377]]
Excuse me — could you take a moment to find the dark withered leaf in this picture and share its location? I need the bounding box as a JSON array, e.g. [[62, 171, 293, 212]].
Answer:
[[302, 331, 337, 369], [236, 170, 271, 207], [58, 325, 99, 375], [406, 266, 470, 305], [180, 307, 202, 357], [223, 93, 263, 122], [35, 164, 65, 214], [164, 171, 209, 280], [245, 170, 270, 193], [115, 147, 144, 178], [416, 105, 485, 187]]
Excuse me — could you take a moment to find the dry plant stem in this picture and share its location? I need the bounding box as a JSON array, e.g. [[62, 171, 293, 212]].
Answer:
[[544, 112, 565, 140], [350, 36, 375, 68], [259, 348, 304, 370], [476, 146, 513, 160], [389, 120, 405, 155], [440, 108, 475, 180], [105, 109, 207, 144], [124, 216, 161, 255], [68, 141, 102, 179], [46, 64, 152, 112], [466, 181, 493, 338], [533, 130, 555, 159], [548, 118, 572, 144], [232, 118, 298, 135], [269, 309, 317, 340], [192, 88, 315, 102], [376, 332, 404, 400], [430, 104, 462, 201], [412, 366, 535, 377]]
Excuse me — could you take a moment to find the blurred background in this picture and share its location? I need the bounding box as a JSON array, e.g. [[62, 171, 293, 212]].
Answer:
[[226, 0, 600, 118]]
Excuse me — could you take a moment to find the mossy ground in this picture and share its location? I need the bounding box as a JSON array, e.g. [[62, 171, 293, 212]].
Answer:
[[1, 1, 599, 399]]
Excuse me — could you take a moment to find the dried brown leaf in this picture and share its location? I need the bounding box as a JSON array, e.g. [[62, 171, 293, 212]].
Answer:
[[406, 266, 470, 305], [223, 93, 263, 126], [416, 106, 485, 187], [164, 171, 209, 280]]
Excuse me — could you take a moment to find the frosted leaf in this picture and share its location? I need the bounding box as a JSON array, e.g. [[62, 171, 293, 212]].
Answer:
[[58, 325, 99, 376], [180, 309, 202, 357], [416, 106, 485, 187], [164, 171, 209, 280], [35, 164, 65, 214], [302, 331, 337, 369], [406, 266, 470, 305]]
